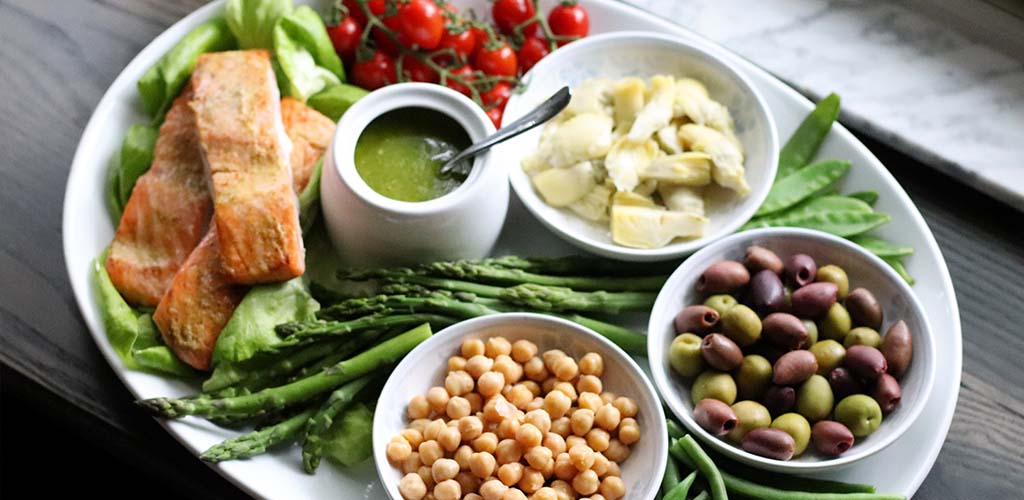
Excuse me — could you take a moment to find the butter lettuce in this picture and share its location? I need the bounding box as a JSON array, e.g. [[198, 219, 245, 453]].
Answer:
[[106, 124, 159, 222], [322, 403, 375, 466], [212, 277, 320, 366], [225, 0, 293, 49], [274, 6, 345, 101]]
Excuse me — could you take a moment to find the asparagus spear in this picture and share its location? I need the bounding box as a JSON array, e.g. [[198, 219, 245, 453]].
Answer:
[[138, 323, 431, 418], [479, 255, 681, 277], [275, 313, 453, 347], [302, 374, 377, 473], [200, 406, 317, 462], [202, 338, 350, 393]]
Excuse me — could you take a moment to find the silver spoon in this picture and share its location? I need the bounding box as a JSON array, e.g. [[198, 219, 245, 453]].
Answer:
[[439, 86, 571, 177]]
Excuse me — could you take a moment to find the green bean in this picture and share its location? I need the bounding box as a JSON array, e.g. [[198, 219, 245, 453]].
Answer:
[[744, 210, 890, 237], [847, 190, 879, 206], [692, 491, 709, 500], [882, 256, 915, 285], [664, 471, 698, 500], [757, 160, 851, 216], [721, 473, 904, 500], [849, 235, 914, 258], [777, 93, 841, 180], [666, 417, 687, 440], [662, 455, 683, 493], [677, 436, 727, 500]]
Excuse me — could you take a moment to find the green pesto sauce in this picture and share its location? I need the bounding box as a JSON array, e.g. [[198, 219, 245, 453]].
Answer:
[[354, 107, 470, 202]]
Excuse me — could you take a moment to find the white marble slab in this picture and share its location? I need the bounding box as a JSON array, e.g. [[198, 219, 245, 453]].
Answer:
[[624, 0, 1024, 210]]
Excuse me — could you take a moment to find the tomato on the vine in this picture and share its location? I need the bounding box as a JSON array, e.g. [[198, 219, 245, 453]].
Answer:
[[436, 28, 477, 65], [352, 50, 397, 90], [487, 106, 504, 128], [474, 42, 517, 77], [481, 82, 512, 108], [517, 36, 550, 73], [444, 65, 477, 96], [398, 0, 444, 50], [342, 0, 380, 25], [492, 0, 535, 35], [327, 17, 363, 64], [400, 55, 439, 83], [548, 2, 589, 44]]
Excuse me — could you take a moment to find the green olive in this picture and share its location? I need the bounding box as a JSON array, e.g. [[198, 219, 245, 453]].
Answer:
[[835, 394, 883, 437], [735, 355, 773, 400], [809, 340, 846, 375], [796, 375, 834, 422], [726, 400, 771, 443], [669, 333, 705, 377], [802, 319, 819, 347], [819, 303, 852, 342], [816, 265, 850, 299], [843, 327, 882, 348], [691, 371, 737, 405], [770, 413, 812, 456], [722, 304, 762, 347], [704, 294, 739, 317]]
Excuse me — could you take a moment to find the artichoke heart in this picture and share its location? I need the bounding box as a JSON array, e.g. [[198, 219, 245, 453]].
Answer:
[[628, 75, 676, 141], [656, 124, 683, 154], [674, 78, 734, 133], [611, 205, 708, 248], [568, 183, 614, 222], [658, 183, 706, 216], [604, 137, 659, 192], [639, 152, 712, 185], [531, 161, 597, 207], [545, 113, 614, 168], [612, 78, 646, 131], [678, 124, 750, 196], [566, 78, 613, 116], [613, 190, 659, 208]]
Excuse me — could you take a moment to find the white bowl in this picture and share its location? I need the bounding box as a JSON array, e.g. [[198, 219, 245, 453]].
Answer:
[[647, 228, 936, 473], [373, 313, 667, 500], [500, 32, 778, 262], [321, 83, 509, 267]]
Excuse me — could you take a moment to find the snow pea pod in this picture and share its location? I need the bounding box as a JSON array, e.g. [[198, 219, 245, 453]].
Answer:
[[780, 195, 873, 219], [847, 190, 879, 206], [849, 235, 914, 258], [882, 256, 915, 285], [745, 210, 890, 237], [777, 93, 841, 180], [756, 160, 851, 216]]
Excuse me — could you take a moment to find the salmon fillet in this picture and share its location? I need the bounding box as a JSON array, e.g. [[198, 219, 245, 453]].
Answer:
[[281, 97, 336, 193], [152, 225, 246, 371], [105, 88, 211, 306], [189, 50, 304, 284]]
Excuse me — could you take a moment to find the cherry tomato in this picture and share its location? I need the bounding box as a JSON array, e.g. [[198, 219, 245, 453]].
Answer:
[[352, 50, 397, 90], [474, 42, 517, 77], [436, 29, 477, 65], [398, 0, 444, 50], [481, 82, 512, 107], [444, 65, 477, 96], [373, 14, 409, 55], [469, 27, 487, 55], [487, 106, 504, 128], [400, 55, 439, 83], [344, 0, 383, 25], [517, 36, 550, 73], [327, 17, 363, 64], [492, 0, 535, 35], [548, 2, 589, 44]]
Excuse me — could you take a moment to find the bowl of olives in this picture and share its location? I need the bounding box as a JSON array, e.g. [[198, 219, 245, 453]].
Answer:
[[647, 227, 936, 472]]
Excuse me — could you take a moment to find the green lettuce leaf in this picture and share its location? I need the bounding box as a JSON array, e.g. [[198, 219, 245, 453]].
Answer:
[[273, 6, 345, 101], [307, 83, 368, 122], [225, 0, 294, 49], [212, 277, 320, 365], [117, 124, 160, 205], [322, 403, 374, 466], [299, 159, 323, 232]]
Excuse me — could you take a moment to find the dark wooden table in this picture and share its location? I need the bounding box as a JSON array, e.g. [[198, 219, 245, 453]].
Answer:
[[2, 1, 1022, 498]]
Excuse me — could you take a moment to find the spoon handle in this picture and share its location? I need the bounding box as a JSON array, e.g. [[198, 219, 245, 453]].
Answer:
[[440, 86, 571, 175]]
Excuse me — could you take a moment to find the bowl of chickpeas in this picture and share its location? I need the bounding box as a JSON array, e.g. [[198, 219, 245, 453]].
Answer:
[[373, 313, 667, 500]]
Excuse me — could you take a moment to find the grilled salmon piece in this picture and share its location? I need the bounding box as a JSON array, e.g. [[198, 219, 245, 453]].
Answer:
[[105, 88, 211, 306], [281, 97, 336, 193], [152, 225, 246, 371], [190, 50, 304, 284]]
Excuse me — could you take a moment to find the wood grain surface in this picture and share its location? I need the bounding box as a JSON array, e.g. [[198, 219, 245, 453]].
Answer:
[[1, 1, 1021, 498]]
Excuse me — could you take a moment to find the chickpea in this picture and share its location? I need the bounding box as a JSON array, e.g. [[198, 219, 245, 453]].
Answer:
[[604, 461, 621, 478], [495, 439, 523, 464], [552, 357, 579, 381], [519, 467, 545, 494], [526, 397, 545, 412], [497, 417, 521, 440], [611, 397, 638, 418], [478, 371, 506, 398], [521, 380, 542, 397], [479, 479, 508, 500], [402, 452, 423, 474], [603, 440, 630, 462], [577, 393, 603, 412], [433, 479, 461, 500], [544, 390, 572, 419], [502, 488, 528, 500], [432, 458, 460, 483], [466, 392, 484, 413], [550, 479, 575, 500], [457, 472, 482, 497], [595, 404, 621, 432], [437, 426, 462, 452], [486, 337, 513, 358], [410, 418, 431, 433], [473, 432, 498, 453], [493, 355, 524, 384], [469, 451, 497, 478], [466, 355, 495, 379], [447, 396, 471, 420], [388, 438, 413, 463], [532, 487, 558, 500], [553, 452, 576, 480], [617, 418, 640, 445], [552, 382, 578, 401], [572, 469, 600, 496], [484, 395, 513, 423], [462, 338, 486, 358], [565, 435, 586, 450], [516, 423, 544, 449], [498, 462, 524, 486], [524, 357, 549, 382], [551, 417, 571, 437], [427, 387, 450, 412], [399, 472, 428, 500], [511, 340, 538, 363], [599, 392, 617, 405], [585, 429, 610, 452], [524, 445, 553, 470], [590, 452, 610, 477], [448, 356, 467, 372], [569, 443, 595, 471], [524, 409, 552, 434], [590, 495, 608, 500], [507, 384, 533, 409], [578, 353, 604, 377], [417, 465, 436, 489], [570, 408, 595, 436], [454, 445, 474, 471], [465, 495, 484, 500], [599, 477, 625, 500], [575, 375, 602, 395], [542, 377, 559, 395], [445, 370, 475, 396], [543, 432, 567, 455], [401, 428, 425, 449], [542, 350, 567, 372], [409, 395, 432, 419], [458, 415, 484, 441], [419, 440, 444, 466]]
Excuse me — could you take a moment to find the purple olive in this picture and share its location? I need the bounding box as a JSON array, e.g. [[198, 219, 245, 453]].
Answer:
[[744, 246, 784, 275], [674, 305, 720, 335], [701, 333, 744, 371], [828, 367, 864, 400], [790, 282, 839, 318], [697, 260, 750, 294], [749, 270, 785, 314], [762, 313, 809, 350], [873, 373, 902, 414], [772, 350, 818, 385], [844, 345, 888, 381], [881, 320, 913, 378], [785, 253, 818, 288], [845, 288, 883, 329], [762, 385, 796, 416], [742, 428, 796, 460], [812, 421, 855, 456], [693, 399, 738, 436]]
